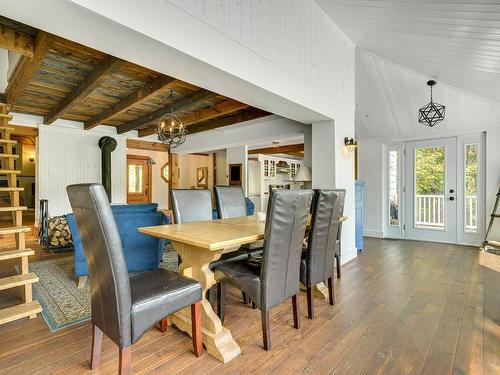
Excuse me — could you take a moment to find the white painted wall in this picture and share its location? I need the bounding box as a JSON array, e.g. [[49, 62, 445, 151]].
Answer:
[[486, 128, 500, 228], [126, 148, 169, 209], [178, 154, 213, 192], [38, 124, 127, 216]]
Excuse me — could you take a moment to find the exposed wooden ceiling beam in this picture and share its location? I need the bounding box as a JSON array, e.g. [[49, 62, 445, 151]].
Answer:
[[0, 25, 34, 58], [186, 109, 271, 135], [248, 143, 304, 155], [4, 31, 53, 105], [85, 75, 177, 130], [117, 90, 217, 134], [45, 56, 124, 124], [126, 139, 168, 152], [138, 99, 249, 137]]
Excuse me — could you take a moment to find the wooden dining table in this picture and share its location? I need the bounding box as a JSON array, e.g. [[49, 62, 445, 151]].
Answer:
[[139, 214, 347, 363]]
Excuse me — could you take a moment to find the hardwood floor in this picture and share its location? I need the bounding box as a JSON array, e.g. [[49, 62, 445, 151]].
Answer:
[[0, 237, 499, 374]]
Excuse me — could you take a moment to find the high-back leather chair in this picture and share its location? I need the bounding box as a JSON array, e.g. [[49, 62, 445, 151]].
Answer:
[[67, 184, 203, 374], [214, 186, 247, 219], [213, 189, 313, 350], [300, 189, 346, 319], [171, 189, 212, 224]]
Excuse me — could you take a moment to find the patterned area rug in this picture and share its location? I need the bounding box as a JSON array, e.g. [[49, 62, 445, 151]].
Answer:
[[29, 251, 178, 332]]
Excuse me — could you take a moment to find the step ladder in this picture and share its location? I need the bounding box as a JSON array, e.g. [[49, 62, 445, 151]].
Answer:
[[0, 103, 42, 325], [482, 185, 500, 252]]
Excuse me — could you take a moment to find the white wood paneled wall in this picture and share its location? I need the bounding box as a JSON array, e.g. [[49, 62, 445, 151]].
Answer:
[[167, 0, 355, 106], [356, 49, 500, 140], [38, 125, 127, 216]]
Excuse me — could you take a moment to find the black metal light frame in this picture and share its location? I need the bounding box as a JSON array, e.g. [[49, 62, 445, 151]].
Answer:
[[418, 80, 445, 128]]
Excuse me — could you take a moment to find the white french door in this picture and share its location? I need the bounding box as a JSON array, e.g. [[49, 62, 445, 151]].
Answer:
[[384, 134, 484, 245], [405, 138, 457, 243]]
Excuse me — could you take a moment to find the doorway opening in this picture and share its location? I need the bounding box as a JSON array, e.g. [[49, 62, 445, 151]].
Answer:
[[384, 134, 484, 246]]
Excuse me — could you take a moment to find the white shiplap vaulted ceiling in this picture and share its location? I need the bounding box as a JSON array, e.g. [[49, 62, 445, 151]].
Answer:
[[355, 49, 500, 139], [316, 0, 500, 103]]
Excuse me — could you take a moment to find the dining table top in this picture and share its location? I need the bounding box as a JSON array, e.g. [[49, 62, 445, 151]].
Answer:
[[139, 215, 348, 251]]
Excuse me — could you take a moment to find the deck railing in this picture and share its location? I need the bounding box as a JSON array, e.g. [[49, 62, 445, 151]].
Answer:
[[416, 194, 444, 228], [415, 194, 477, 231]]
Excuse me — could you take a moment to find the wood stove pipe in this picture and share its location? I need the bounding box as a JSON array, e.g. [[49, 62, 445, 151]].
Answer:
[[98, 136, 117, 201]]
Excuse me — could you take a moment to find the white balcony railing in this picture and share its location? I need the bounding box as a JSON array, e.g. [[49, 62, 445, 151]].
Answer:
[[465, 195, 477, 232], [415, 194, 477, 231], [415, 194, 444, 228]]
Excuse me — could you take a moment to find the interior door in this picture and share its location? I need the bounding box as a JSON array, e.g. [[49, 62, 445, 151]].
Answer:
[[405, 138, 457, 243], [127, 155, 151, 204]]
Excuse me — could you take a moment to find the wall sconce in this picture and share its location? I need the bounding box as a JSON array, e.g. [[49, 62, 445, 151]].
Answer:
[[28, 157, 35, 162], [344, 137, 358, 152]]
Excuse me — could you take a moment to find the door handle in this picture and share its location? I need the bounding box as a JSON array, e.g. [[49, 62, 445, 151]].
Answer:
[[448, 196, 455, 201]]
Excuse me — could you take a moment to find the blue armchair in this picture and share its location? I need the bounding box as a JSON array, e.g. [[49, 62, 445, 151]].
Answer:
[[67, 203, 169, 288]]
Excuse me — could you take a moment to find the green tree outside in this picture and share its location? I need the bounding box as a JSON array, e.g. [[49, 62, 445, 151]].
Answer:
[[415, 145, 477, 196]]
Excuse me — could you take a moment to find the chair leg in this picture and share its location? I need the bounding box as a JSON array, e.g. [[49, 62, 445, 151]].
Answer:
[[336, 254, 341, 279], [158, 317, 168, 332], [217, 282, 225, 324], [242, 291, 248, 304], [90, 324, 103, 369], [306, 286, 314, 319], [292, 294, 300, 329], [327, 277, 335, 305], [119, 347, 131, 375], [251, 300, 256, 309], [261, 309, 271, 350], [191, 302, 203, 357]]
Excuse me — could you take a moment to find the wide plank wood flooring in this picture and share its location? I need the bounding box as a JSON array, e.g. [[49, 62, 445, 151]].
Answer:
[[0, 237, 499, 374]]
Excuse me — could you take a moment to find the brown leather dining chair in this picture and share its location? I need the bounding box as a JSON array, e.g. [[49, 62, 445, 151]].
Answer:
[[300, 189, 346, 319], [213, 189, 314, 350], [67, 184, 203, 375]]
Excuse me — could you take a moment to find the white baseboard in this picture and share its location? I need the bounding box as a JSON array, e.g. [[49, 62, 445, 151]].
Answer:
[[363, 230, 384, 238]]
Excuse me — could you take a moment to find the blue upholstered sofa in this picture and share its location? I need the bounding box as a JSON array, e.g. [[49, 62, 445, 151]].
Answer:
[[67, 203, 169, 287]]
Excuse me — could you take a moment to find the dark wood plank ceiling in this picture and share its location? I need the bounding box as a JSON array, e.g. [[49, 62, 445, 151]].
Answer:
[[0, 17, 270, 136]]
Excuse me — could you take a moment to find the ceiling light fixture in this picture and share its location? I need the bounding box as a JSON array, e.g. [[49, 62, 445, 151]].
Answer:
[[157, 90, 188, 148], [418, 80, 445, 128]]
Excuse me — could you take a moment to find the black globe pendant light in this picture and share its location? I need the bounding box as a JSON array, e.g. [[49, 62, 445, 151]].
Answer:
[[418, 80, 445, 128]]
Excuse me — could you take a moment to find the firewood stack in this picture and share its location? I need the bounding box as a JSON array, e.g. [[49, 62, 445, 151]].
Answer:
[[48, 216, 73, 247]]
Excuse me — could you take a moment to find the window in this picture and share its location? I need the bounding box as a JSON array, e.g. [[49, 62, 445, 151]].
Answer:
[[128, 164, 143, 193], [464, 144, 478, 233], [388, 150, 399, 227]]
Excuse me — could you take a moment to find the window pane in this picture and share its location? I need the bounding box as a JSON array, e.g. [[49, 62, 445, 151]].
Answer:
[[128, 164, 143, 193], [465, 144, 478, 233], [388, 150, 399, 227], [414, 147, 445, 230]]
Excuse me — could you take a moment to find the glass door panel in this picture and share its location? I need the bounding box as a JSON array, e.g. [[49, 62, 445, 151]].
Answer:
[[414, 146, 445, 230], [405, 138, 457, 243]]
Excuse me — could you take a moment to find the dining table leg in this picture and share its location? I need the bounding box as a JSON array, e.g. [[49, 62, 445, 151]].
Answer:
[[169, 241, 242, 363], [314, 282, 331, 300]]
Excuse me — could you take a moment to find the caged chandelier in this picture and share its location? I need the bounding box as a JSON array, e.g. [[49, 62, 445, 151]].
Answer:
[[157, 90, 188, 148], [418, 80, 445, 128]]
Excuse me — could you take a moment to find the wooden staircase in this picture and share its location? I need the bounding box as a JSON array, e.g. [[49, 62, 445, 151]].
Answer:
[[0, 103, 42, 325]]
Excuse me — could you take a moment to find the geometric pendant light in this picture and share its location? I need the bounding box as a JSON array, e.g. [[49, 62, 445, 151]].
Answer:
[[418, 80, 445, 127]]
